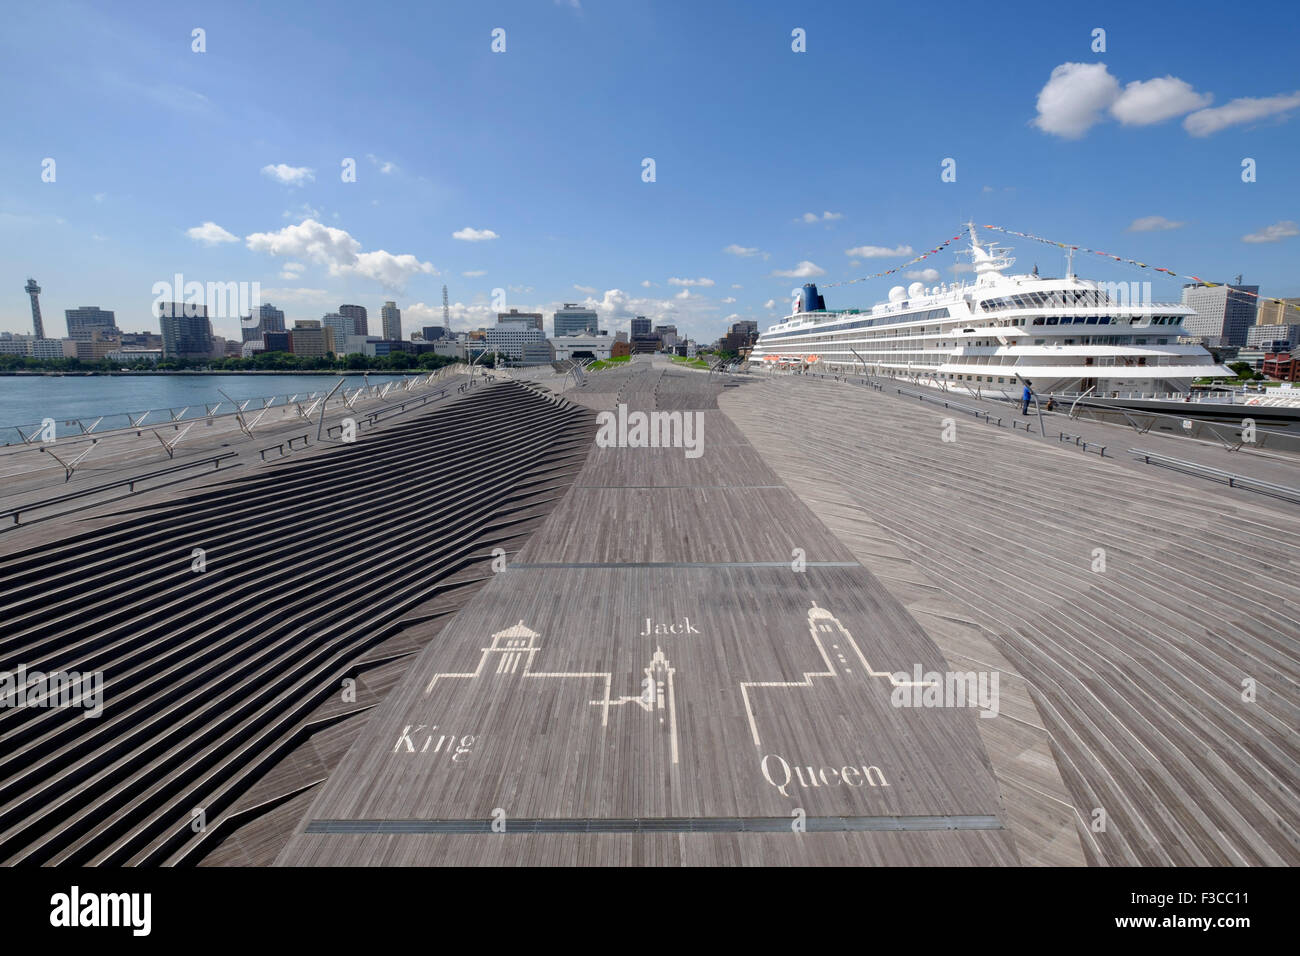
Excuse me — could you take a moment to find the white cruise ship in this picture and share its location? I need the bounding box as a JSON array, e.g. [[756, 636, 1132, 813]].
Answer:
[[750, 224, 1232, 398]]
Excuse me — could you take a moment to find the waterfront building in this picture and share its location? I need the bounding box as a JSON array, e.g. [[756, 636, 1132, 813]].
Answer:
[[64, 306, 119, 341], [381, 301, 402, 341], [497, 308, 543, 331], [289, 320, 335, 358], [339, 304, 369, 337], [241, 303, 286, 342], [1246, 323, 1300, 349], [553, 303, 599, 337], [1181, 282, 1259, 347], [1255, 297, 1300, 326], [159, 303, 214, 360]]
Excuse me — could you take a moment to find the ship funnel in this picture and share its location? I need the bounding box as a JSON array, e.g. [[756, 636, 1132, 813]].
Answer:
[[799, 283, 826, 313]]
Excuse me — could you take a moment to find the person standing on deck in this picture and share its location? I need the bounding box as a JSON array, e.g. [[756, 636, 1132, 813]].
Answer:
[[1021, 384, 1032, 415]]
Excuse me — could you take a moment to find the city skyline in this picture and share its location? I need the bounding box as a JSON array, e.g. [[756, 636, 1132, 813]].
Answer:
[[2, 0, 1298, 343]]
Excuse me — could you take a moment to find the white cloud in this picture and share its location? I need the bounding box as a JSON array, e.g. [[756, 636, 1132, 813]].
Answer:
[[93, 192, 106, 203], [463, 269, 487, 277], [905, 268, 941, 281], [723, 244, 766, 258], [641, 280, 654, 288], [1031, 62, 1120, 139], [246, 218, 437, 290], [261, 164, 315, 186], [730, 283, 742, 289], [283, 202, 322, 220], [845, 244, 913, 258], [366, 154, 398, 174], [1127, 215, 1185, 232], [675, 289, 692, 300], [982, 185, 994, 193], [721, 296, 736, 304], [951, 263, 974, 274], [186, 221, 239, 245], [1242, 220, 1299, 243], [452, 227, 499, 242], [798, 211, 843, 223], [763, 299, 776, 310], [668, 277, 715, 287], [1184, 90, 1300, 136], [771, 261, 825, 278], [574, 284, 597, 294], [1111, 76, 1211, 126]]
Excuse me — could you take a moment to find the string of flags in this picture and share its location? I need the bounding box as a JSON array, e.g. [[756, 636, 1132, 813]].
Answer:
[[979, 223, 1300, 317], [821, 233, 967, 288]]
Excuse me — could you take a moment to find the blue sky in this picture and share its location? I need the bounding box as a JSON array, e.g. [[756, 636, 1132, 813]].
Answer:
[[2, 0, 1297, 342]]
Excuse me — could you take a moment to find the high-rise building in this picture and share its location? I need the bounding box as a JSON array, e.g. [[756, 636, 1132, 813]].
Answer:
[[24, 279, 44, 338], [321, 313, 353, 347], [630, 316, 651, 337], [289, 320, 334, 358], [553, 303, 599, 337], [654, 324, 679, 349], [158, 303, 214, 359], [421, 326, 450, 341], [1255, 297, 1300, 326], [339, 304, 368, 337], [240, 303, 285, 342], [497, 308, 543, 331], [381, 301, 402, 340], [65, 306, 119, 341], [1181, 283, 1258, 347]]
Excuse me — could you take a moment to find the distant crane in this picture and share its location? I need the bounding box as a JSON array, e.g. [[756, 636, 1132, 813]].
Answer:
[[442, 285, 450, 330]]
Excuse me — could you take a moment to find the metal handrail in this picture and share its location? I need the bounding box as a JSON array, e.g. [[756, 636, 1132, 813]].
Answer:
[[1, 451, 238, 526], [1128, 448, 1300, 503]]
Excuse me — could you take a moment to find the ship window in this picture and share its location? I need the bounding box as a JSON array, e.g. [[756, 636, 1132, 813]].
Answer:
[[1046, 318, 1059, 325], [1085, 316, 1098, 324], [1032, 318, 1044, 325]]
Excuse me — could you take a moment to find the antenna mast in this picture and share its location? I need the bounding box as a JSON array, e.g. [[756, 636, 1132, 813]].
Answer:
[[442, 285, 450, 329]]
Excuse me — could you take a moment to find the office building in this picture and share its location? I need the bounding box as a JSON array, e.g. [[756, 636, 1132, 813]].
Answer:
[[262, 331, 291, 353], [159, 303, 214, 359], [553, 303, 599, 337], [630, 316, 651, 337], [420, 326, 451, 342], [241, 303, 286, 342], [339, 304, 368, 337], [321, 313, 353, 347], [289, 320, 335, 358], [483, 323, 546, 360], [70, 328, 121, 362], [381, 301, 402, 341], [64, 306, 119, 342], [1255, 298, 1300, 326], [498, 308, 543, 331], [1181, 283, 1258, 347], [520, 340, 555, 365], [1246, 324, 1300, 349], [1263, 348, 1299, 382]]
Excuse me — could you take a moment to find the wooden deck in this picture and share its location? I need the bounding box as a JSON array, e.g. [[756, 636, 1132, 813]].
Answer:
[[276, 359, 1041, 866], [720, 372, 1300, 866]]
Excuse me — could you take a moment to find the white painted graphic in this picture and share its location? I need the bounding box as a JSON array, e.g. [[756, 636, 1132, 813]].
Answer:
[[739, 603, 935, 747], [423, 621, 680, 764]]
